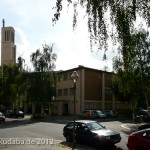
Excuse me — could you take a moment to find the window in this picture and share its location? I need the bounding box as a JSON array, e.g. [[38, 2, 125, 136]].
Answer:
[[69, 73, 72, 80], [57, 89, 62, 96], [105, 88, 112, 94], [58, 75, 63, 82], [69, 88, 74, 95], [63, 88, 68, 96], [143, 131, 150, 139], [66, 122, 77, 130], [105, 74, 112, 80], [63, 74, 68, 81], [11, 31, 14, 43], [77, 123, 87, 130]]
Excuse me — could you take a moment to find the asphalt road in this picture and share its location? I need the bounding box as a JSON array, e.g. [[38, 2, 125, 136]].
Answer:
[[0, 116, 136, 150]]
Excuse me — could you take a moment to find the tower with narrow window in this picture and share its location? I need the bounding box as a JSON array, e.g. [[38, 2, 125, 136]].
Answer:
[[1, 19, 16, 65]]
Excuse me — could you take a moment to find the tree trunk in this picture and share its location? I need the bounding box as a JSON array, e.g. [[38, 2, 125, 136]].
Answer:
[[32, 102, 35, 114], [41, 103, 44, 114], [144, 94, 149, 109]]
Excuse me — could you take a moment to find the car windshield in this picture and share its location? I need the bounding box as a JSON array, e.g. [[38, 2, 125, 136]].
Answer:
[[96, 110, 102, 114], [87, 122, 104, 131]]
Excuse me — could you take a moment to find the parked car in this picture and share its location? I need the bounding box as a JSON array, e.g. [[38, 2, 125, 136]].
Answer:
[[138, 123, 150, 130], [6, 110, 24, 118], [93, 110, 107, 119], [138, 109, 150, 117], [133, 109, 150, 123], [127, 128, 150, 150], [79, 110, 106, 119], [0, 112, 5, 123], [79, 110, 97, 119], [63, 120, 121, 148], [104, 110, 118, 118]]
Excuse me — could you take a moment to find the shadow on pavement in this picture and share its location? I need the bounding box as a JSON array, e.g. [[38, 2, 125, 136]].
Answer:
[[0, 118, 39, 129], [60, 141, 123, 150], [120, 129, 134, 135]]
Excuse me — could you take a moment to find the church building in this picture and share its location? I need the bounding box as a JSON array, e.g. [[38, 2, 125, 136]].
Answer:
[[1, 19, 16, 65]]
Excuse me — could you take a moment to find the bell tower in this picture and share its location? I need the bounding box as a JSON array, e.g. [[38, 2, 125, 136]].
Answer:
[[1, 19, 16, 65]]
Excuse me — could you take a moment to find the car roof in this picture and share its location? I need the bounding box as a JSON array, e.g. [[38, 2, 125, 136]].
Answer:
[[131, 128, 150, 135], [70, 120, 97, 124]]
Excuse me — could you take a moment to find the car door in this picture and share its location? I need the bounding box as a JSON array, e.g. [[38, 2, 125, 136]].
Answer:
[[142, 131, 150, 149], [64, 122, 78, 137], [76, 123, 92, 144]]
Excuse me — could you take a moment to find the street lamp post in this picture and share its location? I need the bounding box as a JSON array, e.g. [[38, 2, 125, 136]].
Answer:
[[71, 71, 79, 149], [49, 96, 55, 116]]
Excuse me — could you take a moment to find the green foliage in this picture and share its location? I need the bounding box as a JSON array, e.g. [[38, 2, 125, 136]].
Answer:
[[53, 0, 150, 56], [30, 43, 57, 72], [26, 72, 56, 103], [113, 29, 150, 109], [29, 43, 57, 114], [0, 63, 24, 109], [0, 44, 57, 112]]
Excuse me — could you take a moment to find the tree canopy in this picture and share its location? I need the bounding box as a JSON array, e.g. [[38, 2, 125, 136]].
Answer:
[[30, 43, 57, 72], [53, 0, 150, 60], [113, 29, 150, 109]]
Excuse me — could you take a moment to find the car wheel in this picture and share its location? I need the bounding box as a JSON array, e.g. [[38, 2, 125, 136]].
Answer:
[[65, 134, 72, 142]]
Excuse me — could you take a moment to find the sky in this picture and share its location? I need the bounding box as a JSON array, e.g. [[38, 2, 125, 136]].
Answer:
[[0, 0, 116, 72]]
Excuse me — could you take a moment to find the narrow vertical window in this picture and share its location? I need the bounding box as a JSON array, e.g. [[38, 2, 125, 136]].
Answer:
[[11, 31, 14, 43], [5, 31, 7, 41]]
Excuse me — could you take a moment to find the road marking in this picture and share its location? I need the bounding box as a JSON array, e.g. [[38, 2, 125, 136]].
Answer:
[[121, 123, 139, 130], [120, 124, 131, 130]]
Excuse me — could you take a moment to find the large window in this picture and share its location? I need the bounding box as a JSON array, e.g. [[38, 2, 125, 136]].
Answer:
[[69, 88, 74, 95], [63, 88, 68, 96], [11, 31, 14, 43], [63, 74, 68, 81], [105, 88, 112, 94], [58, 75, 63, 82], [57, 89, 62, 96], [105, 74, 112, 80], [5, 30, 10, 41]]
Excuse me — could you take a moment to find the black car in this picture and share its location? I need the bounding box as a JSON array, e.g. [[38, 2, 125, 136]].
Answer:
[[138, 123, 150, 130], [0, 112, 5, 123], [63, 120, 121, 148], [6, 110, 24, 118], [133, 109, 150, 122]]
